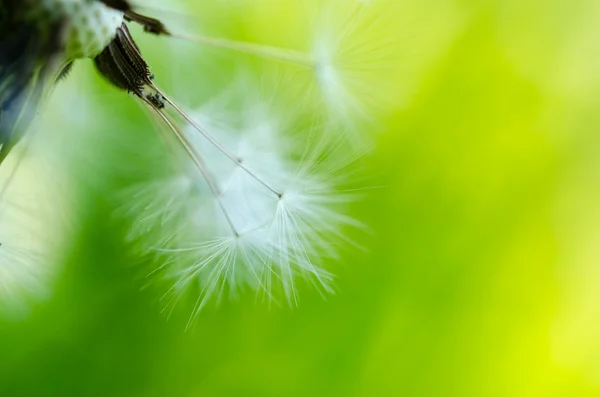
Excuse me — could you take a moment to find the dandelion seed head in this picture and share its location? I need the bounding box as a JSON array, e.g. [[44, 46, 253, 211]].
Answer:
[[27, 0, 124, 60]]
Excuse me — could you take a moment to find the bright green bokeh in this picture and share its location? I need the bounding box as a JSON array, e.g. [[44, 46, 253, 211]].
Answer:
[[2, 0, 600, 396]]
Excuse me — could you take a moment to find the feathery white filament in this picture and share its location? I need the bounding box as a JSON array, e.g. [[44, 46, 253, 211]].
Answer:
[[170, 33, 315, 68], [161, 0, 397, 128], [124, 87, 361, 323], [0, 144, 65, 318]]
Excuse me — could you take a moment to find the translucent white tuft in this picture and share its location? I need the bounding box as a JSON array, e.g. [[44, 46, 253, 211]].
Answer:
[[0, 204, 49, 317], [305, 0, 402, 125], [0, 143, 66, 318], [164, 0, 400, 133], [122, 84, 365, 324]]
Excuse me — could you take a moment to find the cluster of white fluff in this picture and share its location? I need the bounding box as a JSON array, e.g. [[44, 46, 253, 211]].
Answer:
[[118, 0, 395, 320], [0, 144, 65, 318], [122, 82, 366, 322], [308, 0, 400, 126]]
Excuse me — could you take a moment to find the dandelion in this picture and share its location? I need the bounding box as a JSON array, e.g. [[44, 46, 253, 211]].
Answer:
[[1, 0, 387, 317]]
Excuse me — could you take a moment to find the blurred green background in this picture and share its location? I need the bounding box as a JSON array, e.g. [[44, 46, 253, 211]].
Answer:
[[2, 0, 600, 396]]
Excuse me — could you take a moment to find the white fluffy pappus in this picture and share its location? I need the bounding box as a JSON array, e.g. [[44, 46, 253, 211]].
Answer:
[[120, 86, 367, 324], [0, 142, 67, 319], [301, 0, 404, 125], [153, 0, 402, 136]]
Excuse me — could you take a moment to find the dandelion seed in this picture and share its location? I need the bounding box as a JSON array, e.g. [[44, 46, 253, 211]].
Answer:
[[121, 83, 365, 323]]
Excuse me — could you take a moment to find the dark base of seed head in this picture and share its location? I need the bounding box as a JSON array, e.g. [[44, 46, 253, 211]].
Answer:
[[0, 0, 170, 164], [94, 23, 153, 96], [93, 10, 169, 108]]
